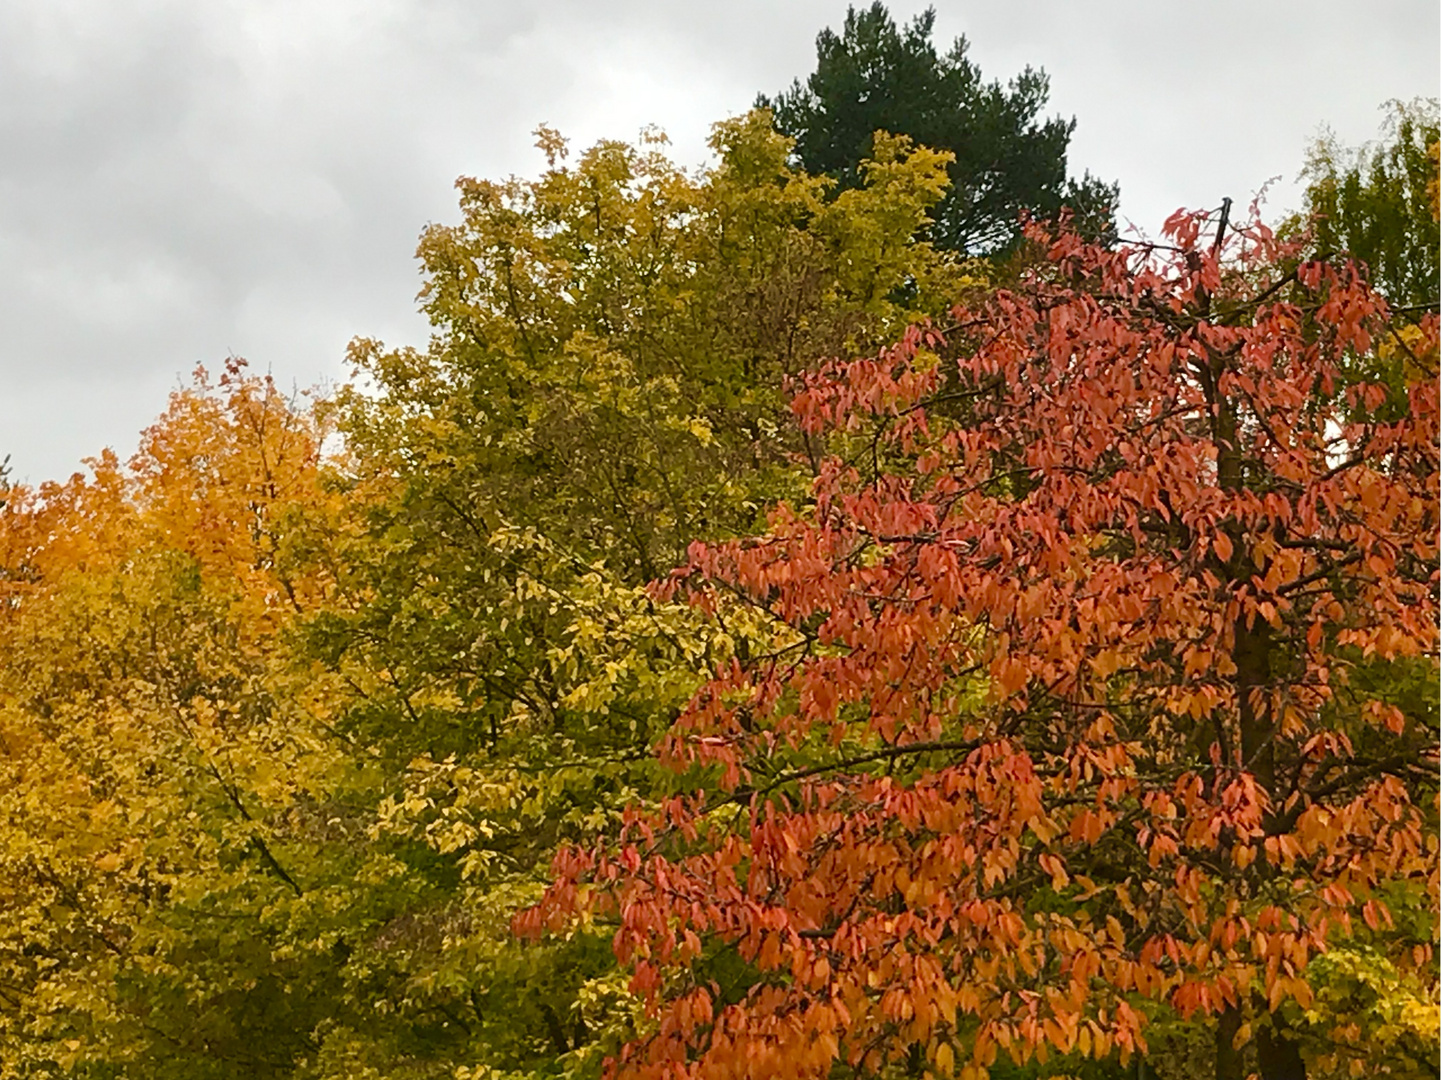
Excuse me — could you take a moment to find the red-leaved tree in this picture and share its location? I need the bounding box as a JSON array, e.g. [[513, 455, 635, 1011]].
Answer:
[[521, 213, 1439, 1080]]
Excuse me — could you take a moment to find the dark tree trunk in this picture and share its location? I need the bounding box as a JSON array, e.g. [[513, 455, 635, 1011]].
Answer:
[[1216, 1007, 1244, 1080], [1257, 1019, 1307, 1080]]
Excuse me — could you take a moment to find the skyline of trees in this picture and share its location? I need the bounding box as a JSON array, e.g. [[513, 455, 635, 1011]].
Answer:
[[0, 12, 1435, 1076]]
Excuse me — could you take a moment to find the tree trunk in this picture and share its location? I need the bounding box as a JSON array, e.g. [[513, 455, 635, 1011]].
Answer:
[[1257, 1018, 1307, 1080], [1214, 391, 1308, 1080], [1216, 1006, 1244, 1080]]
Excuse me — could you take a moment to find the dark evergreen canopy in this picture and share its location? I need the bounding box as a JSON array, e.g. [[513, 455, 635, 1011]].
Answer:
[[759, 3, 1118, 255]]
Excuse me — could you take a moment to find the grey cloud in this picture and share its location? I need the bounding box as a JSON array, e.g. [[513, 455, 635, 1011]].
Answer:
[[0, 0, 1435, 481]]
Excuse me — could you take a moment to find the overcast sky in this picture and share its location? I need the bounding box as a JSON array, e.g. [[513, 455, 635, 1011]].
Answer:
[[2, 0, 1436, 483]]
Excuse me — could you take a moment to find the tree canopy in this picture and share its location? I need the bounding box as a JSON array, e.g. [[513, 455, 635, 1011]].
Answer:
[[304, 111, 973, 1077], [0, 95, 1435, 1080], [526, 212, 1440, 1080], [759, 3, 1118, 255], [0, 114, 980, 1080], [1293, 98, 1439, 313]]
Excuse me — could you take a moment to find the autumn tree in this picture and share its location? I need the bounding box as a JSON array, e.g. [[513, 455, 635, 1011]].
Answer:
[[287, 111, 975, 1076], [0, 364, 368, 1077], [1254, 97, 1441, 1080], [525, 212, 1439, 1080], [760, 3, 1117, 255]]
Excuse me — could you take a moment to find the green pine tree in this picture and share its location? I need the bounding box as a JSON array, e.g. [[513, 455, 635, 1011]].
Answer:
[[759, 3, 1118, 255]]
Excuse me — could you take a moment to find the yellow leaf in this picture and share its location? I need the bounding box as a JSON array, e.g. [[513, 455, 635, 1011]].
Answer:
[[934, 1041, 955, 1077]]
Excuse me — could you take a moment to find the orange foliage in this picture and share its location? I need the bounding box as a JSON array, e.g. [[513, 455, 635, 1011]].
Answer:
[[0, 364, 349, 1069], [2, 360, 337, 621], [522, 215, 1439, 1078]]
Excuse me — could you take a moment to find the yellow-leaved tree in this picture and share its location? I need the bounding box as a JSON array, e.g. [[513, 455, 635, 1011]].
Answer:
[[0, 364, 362, 1078], [296, 110, 977, 1076]]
